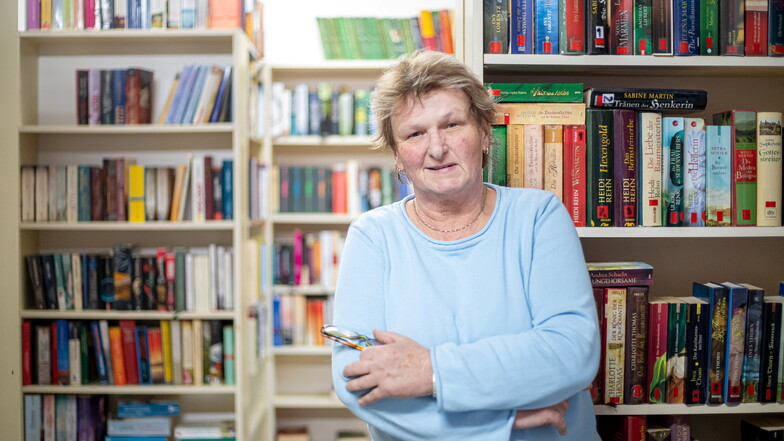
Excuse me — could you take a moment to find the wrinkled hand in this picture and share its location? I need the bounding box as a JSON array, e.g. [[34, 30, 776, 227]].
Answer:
[[342, 330, 432, 406], [513, 400, 569, 435]]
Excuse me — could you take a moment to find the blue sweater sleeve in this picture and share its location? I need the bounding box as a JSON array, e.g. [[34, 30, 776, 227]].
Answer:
[[331, 222, 515, 440], [434, 194, 600, 412]]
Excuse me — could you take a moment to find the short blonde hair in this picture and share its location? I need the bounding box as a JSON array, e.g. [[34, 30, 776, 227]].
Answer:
[[370, 50, 495, 155]]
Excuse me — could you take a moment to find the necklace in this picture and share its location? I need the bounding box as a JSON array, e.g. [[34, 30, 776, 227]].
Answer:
[[412, 186, 487, 234]]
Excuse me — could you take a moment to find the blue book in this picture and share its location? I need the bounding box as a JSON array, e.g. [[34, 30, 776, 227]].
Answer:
[[682, 118, 706, 226], [56, 320, 70, 385], [705, 125, 732, 226], [135, 326, 151, 385], [90, 321, 109, 385], [534, 0, 559, 53], [693, 282, 729, 403], [722, 281, 749, 403], [222, 160, 233, 220], [511, 0, 534, 53], [117, 401, 180, 418], [77, 166, 91, 221], [672, 0, 698, 54], [740, 284, 765, 402], [290, 166, 303, 213], [770, 0, 784, 55], [209, 66, 232, 123], [272, 295, 282, 345], [308, 91, 321, 135], [166, 65, 196, 125], [127, 0, 142, 28], [53, 254, 66, 310], [112, 69, 127, 124], [181, 65, 208, 124]]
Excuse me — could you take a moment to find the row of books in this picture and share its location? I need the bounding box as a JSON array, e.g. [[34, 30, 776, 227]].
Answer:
[[25, 0, 260, 33], [272, 294, 333, 347], [76, 68, 153, 125], [316, 10, 454, 60], [263, 82, 374, 138], [592, 277, 784, 406], [22, 319, 234, 387], [160, 64, 233, 125], [483, 0, 784, 56], [274, 230, 345, 288], [272, 164, 413, 215], [488, 106, 783, 227], [20, 156, 234, 223], [596, 414, 690, 441], [24, 394, 107, 441], [25, 244, 234, 312]]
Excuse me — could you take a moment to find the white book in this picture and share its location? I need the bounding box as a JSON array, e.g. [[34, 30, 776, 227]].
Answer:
[[192, 65, 222, 124], [167, 0, 182, 28], [48, 166, 58, 221], [181, 320, 194, 385], [68, 338, 80, 386], [65, 394, 77, 441], [192, 319, 203, 385], [114, 0, 127, 28], [190, 155, 205, 222], [21, 166, 36, 222], [66, 164, 78, 223], [756, 112, 783, 226], [98, 320, 114, 385], [107, 417, 171, 436], [683, 118, 706, 226], [215, 245, 225, 310], [223, 247, 234, 310], [35, 166, 48, 222], [319, 230, 334, 288], [293, 83, 310, 136], [24, 394, 42, 441], [145, 166, 157, 221], [170, 320, 182, 385], [71, 254, 82, 311], [270, 82, 288, 138], [192, 251, 211, 312], [185, 252, 195, 311], [208, 244, 218, 310], [73, 0, 84, 30], [638, 112, 663, 226], [151, 0, 167, 28], [155, 167, 171, 221], [346, 159, 360, 215]]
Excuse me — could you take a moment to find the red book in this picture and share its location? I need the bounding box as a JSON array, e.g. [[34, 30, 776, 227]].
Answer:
[[745, 0, 769, 55], [51, 322, 59, 385], [562, 0, 586, 53], [613, 109, 638, 226], [22, 322, 32, 385], [331, 166, 347, 213], [84, 0, 96, 28], [165, 252, 176, 311], [126, 69, 141, 124], [108, 326, 127, 385], [90, 166, 105, 221], [609, 0, 634, 54], [563, 125, 587, 226], [647, 299, 669, 403], [119, 320, 139, 384], [147, 327, 164, 384]]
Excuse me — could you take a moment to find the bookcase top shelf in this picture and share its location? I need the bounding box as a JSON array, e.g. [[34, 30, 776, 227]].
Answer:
[[19, 124, 235, 135], [273, 135, 374, 147], [23, 384, 236, 395], [20, 310, 236, 320], [595, 403, 784, 415], [484, 55, 784, 77], [576, 226, 784, 238], [265, 60, 395, 72], [19, 221, 235, 231]]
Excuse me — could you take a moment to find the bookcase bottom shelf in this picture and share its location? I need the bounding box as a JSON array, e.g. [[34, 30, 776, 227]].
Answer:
[[594, 402, 784, 415], [22, 384, 236, 395]]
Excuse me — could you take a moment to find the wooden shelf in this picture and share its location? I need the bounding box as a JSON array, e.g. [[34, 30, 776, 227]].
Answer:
[[19, 221, 235, 231], [20, 310, 235, 320], [270, 213, 356, 225], [19, 123, 234, 134], [23, 384, 236, 395], [576, 226, 784, 238], [273, 135, 374, 147], [273, 346, 332, 356], [266, 60, 394, 72], [595, 403, 784, 415], [274, 393, 345, 409], [271, 285, 335, 296]]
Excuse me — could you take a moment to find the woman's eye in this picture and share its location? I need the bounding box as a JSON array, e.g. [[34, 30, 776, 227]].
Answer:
[[447, 122, 460, 128], [408, 131, 422, 139]]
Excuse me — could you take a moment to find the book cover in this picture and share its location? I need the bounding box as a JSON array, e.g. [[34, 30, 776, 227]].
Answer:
[[665, 299, 687, 403], [586, 109, 614, 226], [745, 0, 769, 55], [706, 125, 733, 226], [484, 0, 509, 53], [649, 307, 673, 408], [604, 287, 627, 404], [544, 124, 564, 201], [720, 0, 746, 54], [610, 0, 634, 53], [135, 325, 152, 385], [119, 320, 140, 384], [673, 0, 699, 54], [510, 0, 534, 53], [559, 0, 585, 53], [494, 103, 586, 125], [638, 112, 663, 226], [113, 244, 133, 310], [485, 83, 584, 102], [587, 262, 654, 286], [771, 0, 784, 54], [586, 0, 610, 53], [741, 283, 765, 402], [756, 112, 782, 226], [624, 286, 649, 404], [635, 0, 654, 53], [683, 118, 706, 226], [651, 0, 673, 53], [488, 125, 508, 186], [535, 0, 560, 53], [36, 325, 52, 384], [585, 88, 707, 111], [683, 297, 709, 404], [722, 281, 749, 403], [563, 124, 587, 226], [223, 324, 235, 385], [523, 124, 544, 189], [506, 124, 525, 188], [713, 110, 758, 225], [760, 298, 782, 402], [700, 0, 720, 54], [662, 116, 684, 226], [613, 109, 638, 226]]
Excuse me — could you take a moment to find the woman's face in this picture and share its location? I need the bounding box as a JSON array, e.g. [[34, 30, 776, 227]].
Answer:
[[391, 88, 489, 199]]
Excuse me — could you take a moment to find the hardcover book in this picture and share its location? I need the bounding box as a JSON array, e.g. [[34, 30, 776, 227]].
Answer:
[[663, 117, 684, 226], [771, 0, 784, 54], [587, 262, 654, 286], [665, 299, 687, 403], [713, 110, 758, 225], [634, 0, 653, 53], [586, 109, 614, 226], [610, 0, 634, 53], [760, 298, 782, 402], [740, 284, 765, 402], [683, 297, 709, 404], [720, 0, 745, 54], [494, 103, 586, 125], [591, 288, 606, 403], [484, 0, 509, 53], [563, 125, 587, 226], [535, 0, 560, 53], [604, 287, 627, 404], [700, 0, 720, 54], [638, 112, 663, 226], [722, 281, 749, 403], [560, 0, 585, 53], [755, 112, 782, 226], [523, 124, 544, 189], [586, 0, 609, 53], [544, 125, 564, 200], [485, 83, 584, 102], [506, 124, 525, 188], [706, 125, 732, 226], [651, 0, 673, 53], [488, 125, 508, 186], [745, 0, 769, 55], [682, 118, 706, 226], [624, 286, 649, 404], [584, 88, 707, 111], [673, 0, 699, 54], [613, 109, 638, 226]]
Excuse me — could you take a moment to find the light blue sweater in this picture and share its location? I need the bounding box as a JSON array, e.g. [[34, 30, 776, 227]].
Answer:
[[332, 184, 601, 440]]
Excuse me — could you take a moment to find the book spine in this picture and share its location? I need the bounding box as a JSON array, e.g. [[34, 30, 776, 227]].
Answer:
[[563, 124, 587, 226], [685, 301, 709, 404], [663, 116, 684, 225], [113, 245, 133, 310], [560, 0, 586, 53], [535, 0, 560, 53], [651, 0, 673, 52], [683, 118, 707, 226], [665, 300, 687, 403], [484, 0, 509, 53], [222, 160, 233, 220], [510, 0, 535, 53], [523, 124, 544, 189], [770, 0, 784, 54], [745, 0, 769, 55], [705, 125, 733, 225], [488, 126, 508, 186], [755, 112, 783, 226], [741, 288, 764, 402], [723, 110, 758, 225], [673, 0, 699, 54], [586, 109, 614, 226], [119, 320, 139, 384], [604, 287, 626, 404], [700, 0, 720, 53], [638, 112, 663, 226], [543, 124, 564, 201], [624, 286, 649, 404], [610, 0, 634, 53], [720, 0, 745, 54], [585, 89, 708, 111], [486, 83, 584, 103], [725, 286, 748, 403], [647, 301, 668, 403], [635, 0, 654, 53], [586, 0, 610, 53], [136, 326, 151, 384], [760, 301, 781, 402], [613, 109, 638, 226], [494, 103, 586, 125]]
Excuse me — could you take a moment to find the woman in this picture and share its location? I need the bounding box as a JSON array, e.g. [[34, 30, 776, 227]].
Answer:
[[331, 50, 600, 440]]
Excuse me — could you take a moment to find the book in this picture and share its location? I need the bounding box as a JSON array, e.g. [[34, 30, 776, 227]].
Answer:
[[624, 286, 649, 404], [745, 0, 769, 55], [683, 297, 709, 404], [720, 0, 746, 54], [485, 83, 583, 102], [713, 110, 758, 226], [487, 125, 508, 186], [648, 298, 669, 403], [494, 103, 586, 125], [484, 0, 509, 53], [755, 112, 782, 226], [741, 283, 765, 402], [604, 287, 627, 404], [523, 124, 544, 189], [563, 124, 587, 226], [638, 112, 663, 226], [740, 417, 784, 440], [723, 281, 750, 403], [585, 88, 708, 111], [587, 262, 654, 287], [760, 298, 782, 402], [543, 124, 564, 200], [586, 109, 614, 226], [700, 0, 720, 54], [535, 0, 559, 53], [128, 165, 146, 223], [610, 0, 634, 54], [771, 0, 784, 55], [560, 0, 585, 53], [673, 0, 699, 54], [706, 125, 733, 226], [665, 299, 687, 403], [613, 109, 638, 226], [510, 0, 534, 53], [663, 116, 684, 226], [682, 117, 706, 226], [586, 0, 609, 53], [506, 124, 524, 188]]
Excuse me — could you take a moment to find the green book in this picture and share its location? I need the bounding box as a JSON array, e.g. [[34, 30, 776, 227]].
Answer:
[[634, 0, 653, 54], [700, 0, 719, 54], [223, 324, 235, 386], [586, 109, 614, 226], [666, 299, 688, 403], [174, 247, 186, 312], [486, 125, 507, 186], [485, 83, 584, 102], [713, 110, 757, 226]]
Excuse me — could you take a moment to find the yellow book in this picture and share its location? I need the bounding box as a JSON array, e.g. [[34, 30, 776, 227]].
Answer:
[[41, 0, 52, 29], [192, 319, 204, 386], [128, 165, 146, 223], [160, 320, 174, 384], [506, 124, 525, 188], [494, 103, 586, 125]]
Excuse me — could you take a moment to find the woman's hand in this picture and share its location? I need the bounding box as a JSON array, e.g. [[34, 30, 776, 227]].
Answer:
[[513, 400, 570, 435], [342, 329, 432, 406]]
